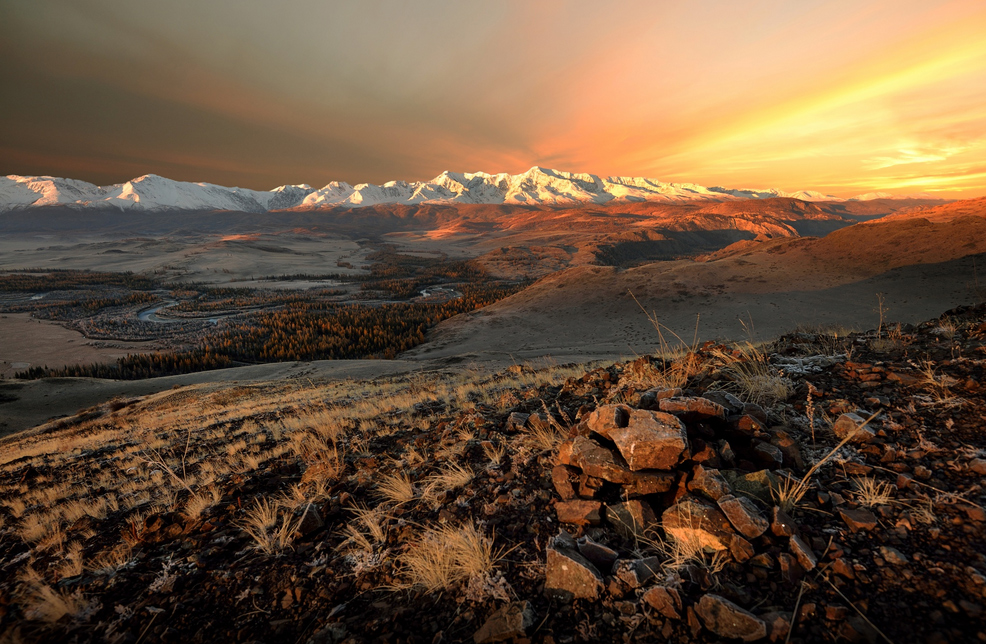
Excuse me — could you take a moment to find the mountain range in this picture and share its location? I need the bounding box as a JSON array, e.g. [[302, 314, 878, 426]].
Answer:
[[0, 167, 941, 213]]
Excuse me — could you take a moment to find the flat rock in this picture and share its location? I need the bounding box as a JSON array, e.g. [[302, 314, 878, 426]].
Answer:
[[833, 412, 877, 443], [771, 506, 798, 537], [724, 469, 780, 503], [473, 601, 536, 644], [789, 534, 817, 570], [550, 464, 578, 501], [689, 465, 732, 501], [642, 586, 683, 620], [609, 410, 688, 471], [662, 496, 737, 551], [555, 499, 603, 526], [659, 396, 727, 419], [625, 470, 677, 496], [752, 442, 784, 468], [576, 535, 618, 571], [545, 545, 604, 600], [570, 436, 632, 484], [839, 507, 878, 533], [718, 494, 769, 539], [584, 404, 631, 440], [696, 593, 767, 642], [504, 412, 530, 433]]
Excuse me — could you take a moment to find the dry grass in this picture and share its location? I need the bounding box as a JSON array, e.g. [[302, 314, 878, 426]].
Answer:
[[482, 441, 507, 466], [16, 568, 89, 623], [712, 342, 793, 405], [341, 504, 390, 552], [421, 463, 474, 503], [375, 471, 418, 506], [774, 412, 880, 514], [238, 497, 299, 555], [396, 521, 506, 592], [851, 476, 895, 508]]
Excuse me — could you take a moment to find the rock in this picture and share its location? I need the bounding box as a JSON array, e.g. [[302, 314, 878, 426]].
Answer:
[[473, 601, 536, 643], [688, 465, 732, 501], [584, 404, 631, 440], [718, 494, 769, 539], [608, 410, 688, 471], [728, 534, 756, 563], [725, 469, 780, 503], [606, 500, 657, 540], [556, 439, 575, 466], [778, 553, 803, 585], [625, 470, 677, 496], [294, 504, 324, 537], [545, 544, 604, 600], [760, 611, 791, 643], [662, 496, 737, 551], [833, 413, 876, 443], [576, 535, 618, 571], [969, 458, 986, 475], [701, 391, 745, 415], [742, 402, 768, 423], [839, 507, 878, 533], [550, 464, 579, 501], [695, 594, 767, 642], [770, 506, 798, 537], [504, 412, 530, 433], [752, 442, 784, 468], [789, 534, 817, 570], [570, 436, 632, 484], [768, 429, 806, 470], [659, 396, 726, 419], [613, 557, 661, 588], [555, 500, 603, 526], [878, 545, 908, 565], [642, 586, 683, 620]]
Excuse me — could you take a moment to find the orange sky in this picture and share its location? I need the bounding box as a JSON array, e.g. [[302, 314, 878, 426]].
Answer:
[[2, 0, 985, 197]]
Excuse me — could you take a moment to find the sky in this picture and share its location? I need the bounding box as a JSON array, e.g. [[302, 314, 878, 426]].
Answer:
[[1, 0, 985, 197]]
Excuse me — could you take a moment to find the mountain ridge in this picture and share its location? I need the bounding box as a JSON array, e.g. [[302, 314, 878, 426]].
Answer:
[[0, 167, 945, 213]]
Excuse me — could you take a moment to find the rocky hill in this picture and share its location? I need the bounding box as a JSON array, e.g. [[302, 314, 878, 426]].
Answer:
[[1, 303, 984, 642]]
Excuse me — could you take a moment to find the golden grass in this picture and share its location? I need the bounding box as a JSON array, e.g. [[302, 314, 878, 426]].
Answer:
[[237, 497, 298, 555], [712, 342, 793, 405], [396, 521, 506, 592], [851, 476, 895, 508], [375, 471, 418, 506], [16, 568, 88, 623]]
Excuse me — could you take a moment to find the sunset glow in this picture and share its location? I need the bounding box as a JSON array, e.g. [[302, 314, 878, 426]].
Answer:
[[2, 0, 985, 197]]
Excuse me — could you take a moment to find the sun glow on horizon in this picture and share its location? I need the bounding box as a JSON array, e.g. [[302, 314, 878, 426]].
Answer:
[[1, 0, 985, 198]]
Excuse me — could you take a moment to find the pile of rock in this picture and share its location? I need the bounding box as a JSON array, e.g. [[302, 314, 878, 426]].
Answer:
[[543, 391, 823, 641]]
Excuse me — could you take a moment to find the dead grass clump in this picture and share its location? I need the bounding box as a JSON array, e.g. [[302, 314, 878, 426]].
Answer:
[[421, 463, 474, 504], [851, 477, 895, 507], [523, 413, 567, 453], [712, 343, 793, 405], [16, 568, 89, 623], [238, 498, 298, 555], [397, 522, 506, 592], [375, 471, 418, 506]]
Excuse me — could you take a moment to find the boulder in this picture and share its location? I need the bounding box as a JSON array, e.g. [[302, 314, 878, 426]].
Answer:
[[473, 601, 536, 643], [545, 543, 604, 600], [554, 500, 603, 526], [625, 470, 677, 496], [789, 534, 817, 570], [643, 585, 683, 620], [661, 496, 737, 551], [550, 464, 578, 501], [609, 410, 688, 471], [504, 412, 530, 433], [717, 494, 769, 539], [695, 594, 767, 642], [584, 404, 631, 440], [689, 465, 732, 501], [659, 396, 726, 419], [724, 469, 780, 503], [570, 436, 632, 484]]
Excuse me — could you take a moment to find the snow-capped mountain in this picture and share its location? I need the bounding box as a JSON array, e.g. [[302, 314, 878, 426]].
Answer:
[[0, 167, 931, 213]]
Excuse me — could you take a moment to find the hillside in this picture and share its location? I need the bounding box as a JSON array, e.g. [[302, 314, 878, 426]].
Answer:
[[1, 304, 984, 642]]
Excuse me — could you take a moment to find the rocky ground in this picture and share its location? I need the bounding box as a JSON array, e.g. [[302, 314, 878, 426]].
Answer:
[[1, 304, 985, 643]]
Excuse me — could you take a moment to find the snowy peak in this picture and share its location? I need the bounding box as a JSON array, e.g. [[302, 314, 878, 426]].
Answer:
[[0, 170, 936, 213]]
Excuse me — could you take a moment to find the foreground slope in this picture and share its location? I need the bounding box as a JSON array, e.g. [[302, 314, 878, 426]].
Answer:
[[1, 304, 984, 643]]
